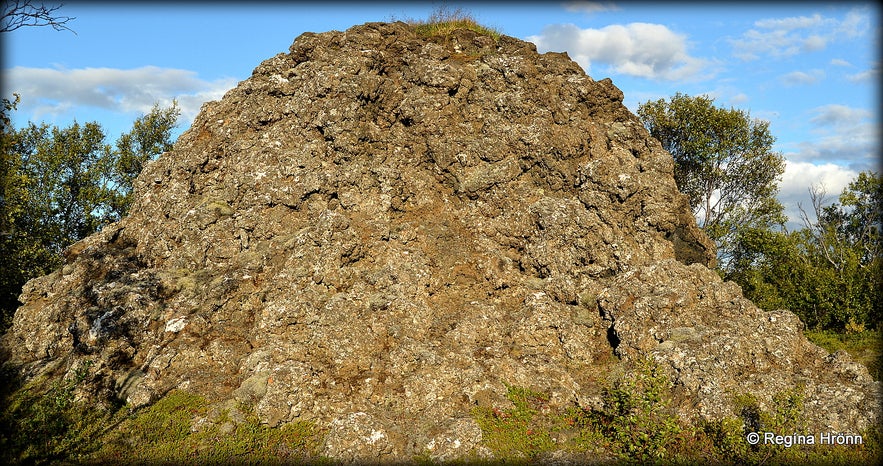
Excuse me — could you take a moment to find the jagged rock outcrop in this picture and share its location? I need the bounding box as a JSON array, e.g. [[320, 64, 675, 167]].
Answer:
[[1, 22, 878, 462]]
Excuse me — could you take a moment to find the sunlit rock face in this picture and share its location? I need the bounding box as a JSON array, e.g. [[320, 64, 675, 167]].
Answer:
[[1, 21, 876, 462]]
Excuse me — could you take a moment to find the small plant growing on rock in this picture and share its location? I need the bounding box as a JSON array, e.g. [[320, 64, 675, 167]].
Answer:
[[695, 385, 881, 465], [405, 6, 501, 39], [0, 360, 114, 464], [472, 383, 555, 459], [89, 390, 322, 463], [594, 356, 682, 462]]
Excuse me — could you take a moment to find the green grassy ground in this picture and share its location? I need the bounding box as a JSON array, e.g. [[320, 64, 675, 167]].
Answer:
[[2, 354, 879, 465], [469, 357, 881, 465], [804, 327, 881, 381], [0, 382, 323, 465]]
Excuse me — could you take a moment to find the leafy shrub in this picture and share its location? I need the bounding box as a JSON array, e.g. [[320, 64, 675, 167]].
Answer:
[[593, 357, 682, 462], [472, 359, 880, 465]]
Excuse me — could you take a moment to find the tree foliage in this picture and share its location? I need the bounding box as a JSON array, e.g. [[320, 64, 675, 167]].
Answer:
[[108, 103, 179, 216], [637, 93, 786, 271], [0, 98, 178, 331], [727, 172, 881, 330], [638, 93, 878, 332]]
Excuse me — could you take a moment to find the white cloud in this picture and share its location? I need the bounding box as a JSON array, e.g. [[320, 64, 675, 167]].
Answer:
[[801, 34, 827, 52], [775, 103, 877, 230], [730, 8, 870, 61], [809, 104, 871, 127], [845, 64, 879, 83], [754, 13, 827, 30], [562, 1, 619, 14], [527, 22, 708, 80], [779, 69, 825, 86], [729, 93, 749, 105], [837, 8, 871, 38], [786, 104, 878, 170], [829, 58, 852, 67], [4, 65, 238, 124], [778, 161, 858, 229]]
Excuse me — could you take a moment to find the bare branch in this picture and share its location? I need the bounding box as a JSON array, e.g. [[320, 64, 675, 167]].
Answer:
[[799, 184, 841, 270], [1, 0, 76, 34]]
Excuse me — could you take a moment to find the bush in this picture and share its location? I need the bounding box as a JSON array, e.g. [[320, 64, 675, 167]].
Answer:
[[471, 358, 880, 465], [594, 357, 682, 461]]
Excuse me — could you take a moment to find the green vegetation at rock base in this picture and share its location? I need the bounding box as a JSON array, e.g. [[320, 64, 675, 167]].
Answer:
[[91, 390, 322, 464], [471, 357, 880, 465], [1, 356, 879, 464], [805, 327, 881, 381], [0, 372, 324, 465]]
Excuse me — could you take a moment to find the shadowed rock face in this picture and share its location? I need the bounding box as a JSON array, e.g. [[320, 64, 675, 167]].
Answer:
[[1, 22, 877, 462]]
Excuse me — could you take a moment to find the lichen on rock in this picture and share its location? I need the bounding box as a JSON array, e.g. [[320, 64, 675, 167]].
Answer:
[[0, 21, 877, 462]]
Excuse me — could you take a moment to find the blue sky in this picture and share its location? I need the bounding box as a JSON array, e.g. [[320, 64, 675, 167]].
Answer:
[[2, 1, 879, 229]]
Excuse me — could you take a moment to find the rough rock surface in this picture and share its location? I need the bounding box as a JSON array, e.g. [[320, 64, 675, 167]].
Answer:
[[1, 22, 878, 461]]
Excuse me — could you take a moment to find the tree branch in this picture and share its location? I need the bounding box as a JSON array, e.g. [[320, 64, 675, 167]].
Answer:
[[1, 0, 76, 34]]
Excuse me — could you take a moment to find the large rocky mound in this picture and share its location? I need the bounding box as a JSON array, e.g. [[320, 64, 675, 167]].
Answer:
[[1, 22, 878, 461]]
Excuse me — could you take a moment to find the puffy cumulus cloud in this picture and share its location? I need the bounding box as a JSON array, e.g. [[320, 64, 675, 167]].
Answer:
[[527, 22, 708, 80], [5, 65, 238, 124], [779, 69, 825, 86], [729, 8, 870, 61], [778, 161, 859, 229], [776, 103, 877, 228]]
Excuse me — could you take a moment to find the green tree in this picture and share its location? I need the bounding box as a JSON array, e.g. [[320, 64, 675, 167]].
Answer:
[[107, 102, 179, 218], [728, 172, 881, 330], [637, 93, 787, 272], [0, 99, 178, 332], [815, 172, 881, 268], [802, 174, 881, 328], [14, 119, 113, 253]]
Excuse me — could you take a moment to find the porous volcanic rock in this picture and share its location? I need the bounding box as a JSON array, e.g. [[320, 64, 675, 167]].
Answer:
[[1, 22, 878, 462]]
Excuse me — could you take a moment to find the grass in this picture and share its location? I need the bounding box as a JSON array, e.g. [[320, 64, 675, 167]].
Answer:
[[400, 6, 501, 40], [2, 351, 879, 464], [471, 384, 556, 459], [0, 379, 324, 465], [804, 327, 881, 381], [471, 357, 881, 465], [88, 390, 323, 464], [0, 361, 121, 464]]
